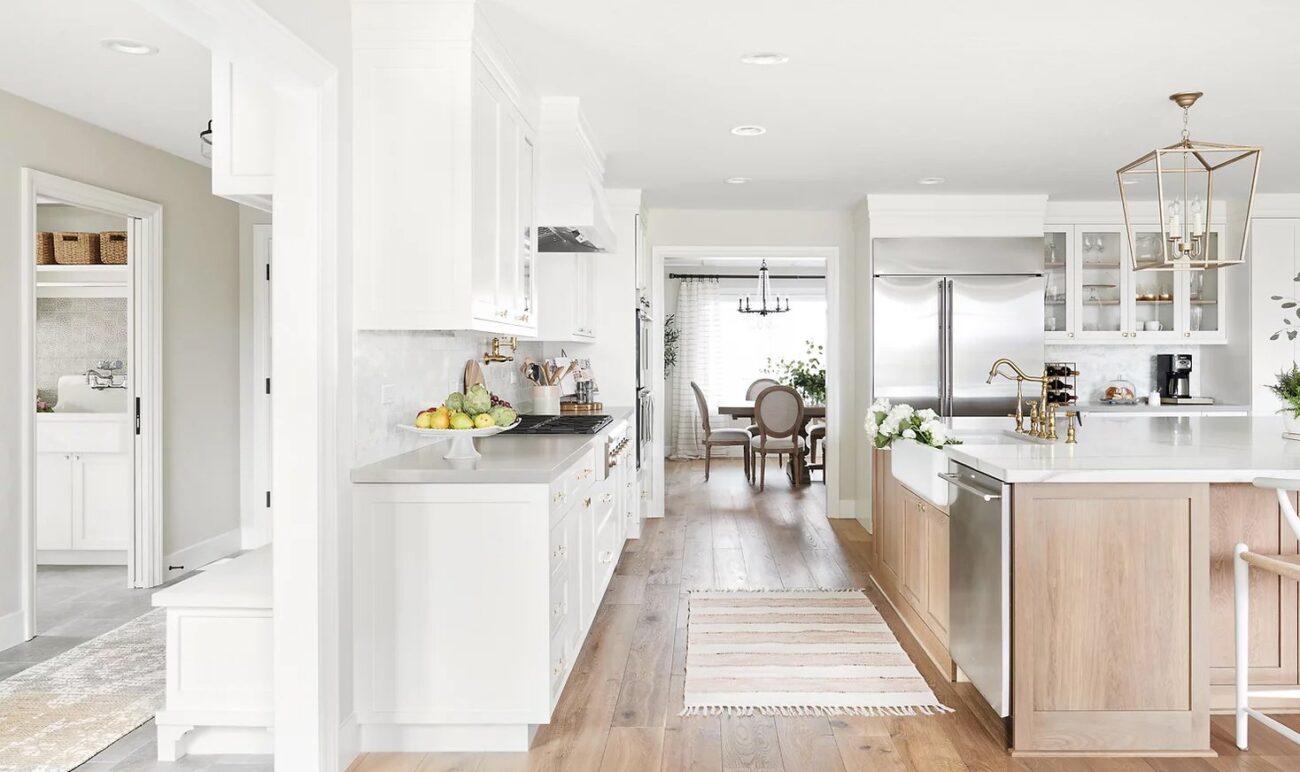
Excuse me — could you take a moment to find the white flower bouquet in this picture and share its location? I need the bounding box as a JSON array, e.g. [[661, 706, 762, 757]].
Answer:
[[863, 399, 961, 449]]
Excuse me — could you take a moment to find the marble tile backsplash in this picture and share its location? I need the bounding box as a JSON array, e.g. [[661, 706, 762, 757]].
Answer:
[[36, 298, 128, 405], [353, 330, 546, 466], [1045, 344, 1203, 402]]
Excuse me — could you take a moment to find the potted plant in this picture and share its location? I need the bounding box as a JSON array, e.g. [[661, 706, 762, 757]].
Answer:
[[865, 399, 961, 506], [767, 340, 826, 405], [1266, 364, 1300, 437]]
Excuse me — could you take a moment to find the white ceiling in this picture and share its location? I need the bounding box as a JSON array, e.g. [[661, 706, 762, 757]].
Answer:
[[0, 0, 211, 167], [482, 0, 1300, 209]]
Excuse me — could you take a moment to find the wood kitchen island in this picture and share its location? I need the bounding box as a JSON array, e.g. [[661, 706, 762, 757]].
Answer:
[[870, 416, 1300, 758]]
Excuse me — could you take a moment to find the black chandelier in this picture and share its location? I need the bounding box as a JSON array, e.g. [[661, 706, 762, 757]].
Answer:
[[737, 260, 790, 316]]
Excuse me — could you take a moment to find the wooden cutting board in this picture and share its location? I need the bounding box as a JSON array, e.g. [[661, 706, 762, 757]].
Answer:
[[463, 359, 485, 391]]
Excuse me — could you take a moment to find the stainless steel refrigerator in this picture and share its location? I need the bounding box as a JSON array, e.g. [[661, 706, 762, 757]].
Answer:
[[872, 238, 1044, 418]]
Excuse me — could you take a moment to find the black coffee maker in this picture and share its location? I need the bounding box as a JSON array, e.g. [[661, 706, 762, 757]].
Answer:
[[1157, 353, 1211, 404]]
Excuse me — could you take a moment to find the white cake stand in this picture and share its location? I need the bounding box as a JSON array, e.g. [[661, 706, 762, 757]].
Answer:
[[397, 419, 521, 460]]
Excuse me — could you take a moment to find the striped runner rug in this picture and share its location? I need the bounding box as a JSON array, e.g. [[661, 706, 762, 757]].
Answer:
[[682, 589, 953, 718]]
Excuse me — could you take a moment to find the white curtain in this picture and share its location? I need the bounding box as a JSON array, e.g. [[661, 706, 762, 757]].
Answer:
[[669, 278, 719, 459]]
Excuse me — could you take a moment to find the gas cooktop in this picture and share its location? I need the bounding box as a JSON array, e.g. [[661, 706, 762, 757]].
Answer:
[[506, 414, 612, 435]]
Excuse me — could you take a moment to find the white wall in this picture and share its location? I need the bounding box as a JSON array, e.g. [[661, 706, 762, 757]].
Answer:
[[0, 88, 243, 628], [645, 207, 859, 517]]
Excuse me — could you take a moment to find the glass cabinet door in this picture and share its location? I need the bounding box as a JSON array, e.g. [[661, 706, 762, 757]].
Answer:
[[1043, 230, 1073, 341], [1183, 229, 1225, 341], [1129, 229, 1178, 341], [1075, 229, 1125, 340]]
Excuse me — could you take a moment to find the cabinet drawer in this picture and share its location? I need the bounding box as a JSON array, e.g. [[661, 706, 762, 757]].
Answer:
[[549, 623, 572, 701], [549, 515, 572, 577], [549, 565, 573, 638], [37, 419, 129, 454], [549, 449, 597, 522]]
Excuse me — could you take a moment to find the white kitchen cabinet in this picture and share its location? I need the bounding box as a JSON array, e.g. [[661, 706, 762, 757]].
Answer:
[[1250, 218, 1300, 412], [1045, 222, 1227, 345], [536, 253, 597, 342], [37, 450, 131, 561], [209, 55, 273, 211], [354, 3, 539, 335], [352, 436, 628, 752]]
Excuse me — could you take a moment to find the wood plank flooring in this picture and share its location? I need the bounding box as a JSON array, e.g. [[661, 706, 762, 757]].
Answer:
[[351, 460, 1300, 772]]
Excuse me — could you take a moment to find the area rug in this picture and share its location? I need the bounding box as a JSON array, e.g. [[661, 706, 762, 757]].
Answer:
[[0, 609, 165, 771], [682, 589, 953, 717]]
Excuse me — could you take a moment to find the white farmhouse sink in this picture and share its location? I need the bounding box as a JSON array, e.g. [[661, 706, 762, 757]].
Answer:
[[52, 375, 129, 413]]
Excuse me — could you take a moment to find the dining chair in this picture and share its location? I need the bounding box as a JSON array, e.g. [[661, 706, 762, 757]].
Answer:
[[690, 382, 751, 481], [1235, 477, 1300, 750], [806, 422, 827, 477], [744, 378, 780, 439], [751, 385, 805, 491]]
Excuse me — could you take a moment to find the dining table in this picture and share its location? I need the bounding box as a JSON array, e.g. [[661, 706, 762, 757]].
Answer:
[[717, 401, 826, 485]]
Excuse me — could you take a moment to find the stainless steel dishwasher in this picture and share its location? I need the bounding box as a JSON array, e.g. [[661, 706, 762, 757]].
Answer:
[[940, 461, 1010, 718]]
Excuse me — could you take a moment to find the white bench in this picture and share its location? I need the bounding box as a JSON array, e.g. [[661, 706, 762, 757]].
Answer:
[[151, 546, 273, 760]]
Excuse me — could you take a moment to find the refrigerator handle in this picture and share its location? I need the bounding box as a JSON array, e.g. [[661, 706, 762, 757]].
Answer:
[[945, 279, 955, 416], [941, 279, 951, 418]]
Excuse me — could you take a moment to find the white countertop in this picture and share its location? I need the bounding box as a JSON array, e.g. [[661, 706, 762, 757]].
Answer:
[[1074, 401, 1249, 414], [351, 407, 633, 484], [152, 546, 271, 610], [945, 416, 1300, 483]]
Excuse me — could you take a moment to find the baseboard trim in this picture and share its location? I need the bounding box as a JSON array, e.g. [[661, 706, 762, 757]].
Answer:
[[164, 528, 242, 577], [339, 712, 361, 771], [37, 549, 127, 566], [0, 609, 27, 651]]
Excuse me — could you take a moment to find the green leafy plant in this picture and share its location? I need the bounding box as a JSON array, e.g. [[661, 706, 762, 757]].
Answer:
[[1266, 364, 1300, 418], [663, 313, 680, 377], [1268, 272, 1300, 341], [767, 340, 826, 405]]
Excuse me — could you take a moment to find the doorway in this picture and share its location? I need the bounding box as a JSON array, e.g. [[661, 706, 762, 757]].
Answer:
[[19, 170, 164, 640]]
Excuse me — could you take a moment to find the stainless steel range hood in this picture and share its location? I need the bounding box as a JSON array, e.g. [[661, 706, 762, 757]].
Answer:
[[538, 98, 615, 253]]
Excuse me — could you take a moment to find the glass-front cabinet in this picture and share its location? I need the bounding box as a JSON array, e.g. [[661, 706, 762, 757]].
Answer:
[[1045, 223, 1227, 344], [1043, 230, 1072, 341]]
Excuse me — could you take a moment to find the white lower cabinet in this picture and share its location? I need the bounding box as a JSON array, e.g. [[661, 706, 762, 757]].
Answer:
[[36, 416, 132, 563], [352, 446, 628, 753]]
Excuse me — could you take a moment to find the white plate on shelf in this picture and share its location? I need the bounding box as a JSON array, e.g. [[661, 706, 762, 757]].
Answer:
[[397, 419, 522, 460]]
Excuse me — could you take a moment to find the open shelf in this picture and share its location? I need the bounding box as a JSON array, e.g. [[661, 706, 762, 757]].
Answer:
[[37, 263, 128, 273]]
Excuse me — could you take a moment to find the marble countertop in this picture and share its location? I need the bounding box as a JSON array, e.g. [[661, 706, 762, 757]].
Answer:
[[945, 416, 1300, 483], [351, 406, 633, 484], [1074, 401, 1250, 414]]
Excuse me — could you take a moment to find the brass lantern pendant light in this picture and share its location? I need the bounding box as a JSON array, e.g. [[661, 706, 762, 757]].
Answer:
[[1117, 92, 1261, 271]]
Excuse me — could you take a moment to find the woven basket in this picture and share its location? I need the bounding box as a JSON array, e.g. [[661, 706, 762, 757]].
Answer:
[[52, 232, 100, 265], [36, 232, 55, 265], [100, 231, 128, 265]]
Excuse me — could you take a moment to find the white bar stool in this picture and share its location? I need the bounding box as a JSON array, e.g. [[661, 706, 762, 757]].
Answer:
[[1235, 476, 1300, 750]]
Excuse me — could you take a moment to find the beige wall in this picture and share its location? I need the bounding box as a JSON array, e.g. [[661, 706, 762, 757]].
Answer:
[[644, 207, 862, 517], [0, 89, 242, 625]]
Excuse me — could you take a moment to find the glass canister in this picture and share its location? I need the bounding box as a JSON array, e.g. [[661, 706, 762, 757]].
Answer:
[[1100, 377, 1138, 405]]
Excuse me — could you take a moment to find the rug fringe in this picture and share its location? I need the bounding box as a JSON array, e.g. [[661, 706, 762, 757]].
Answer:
[[686, 587, 866, 595], [679, 703, 955, 718]]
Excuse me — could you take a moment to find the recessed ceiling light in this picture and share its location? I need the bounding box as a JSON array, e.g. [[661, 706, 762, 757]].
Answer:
[[741, 52, 790, 65], [725, 177, 752, 185], [731, 125, 767, 137], [917, 177, 946, 185], [101, 38, 158, 56]]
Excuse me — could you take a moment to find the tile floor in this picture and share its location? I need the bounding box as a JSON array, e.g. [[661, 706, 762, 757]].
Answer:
[[0, 565, 271, 771]]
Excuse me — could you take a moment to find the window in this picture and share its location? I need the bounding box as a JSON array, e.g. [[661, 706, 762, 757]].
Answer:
[[708, 282, 827, 404]]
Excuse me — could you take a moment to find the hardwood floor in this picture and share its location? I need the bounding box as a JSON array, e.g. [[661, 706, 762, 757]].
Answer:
[[351, 460, 1300, 772]]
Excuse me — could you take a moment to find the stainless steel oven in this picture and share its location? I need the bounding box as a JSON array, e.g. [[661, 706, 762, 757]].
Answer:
[[635, 308, 652, 391], [636, 388, 652, 470]]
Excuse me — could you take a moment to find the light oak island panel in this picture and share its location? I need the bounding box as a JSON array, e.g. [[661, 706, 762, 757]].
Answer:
[[1011, 483, 1210, 755]]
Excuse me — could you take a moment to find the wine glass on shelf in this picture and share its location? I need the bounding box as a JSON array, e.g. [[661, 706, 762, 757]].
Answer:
[[1191, 305, 1203, 332]]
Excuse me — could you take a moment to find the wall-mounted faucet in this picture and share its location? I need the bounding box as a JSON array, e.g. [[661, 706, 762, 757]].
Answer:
[[483, 336, 517, 365]]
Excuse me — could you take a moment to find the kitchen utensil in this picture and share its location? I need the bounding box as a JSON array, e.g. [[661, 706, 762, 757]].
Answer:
[[533, 384, 561, 415], [1144, 320, 1163, 331], [463, 360, 485, 391]]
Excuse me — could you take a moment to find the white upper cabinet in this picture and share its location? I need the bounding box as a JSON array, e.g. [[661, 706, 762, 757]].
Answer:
[[209, 55, 273, 212], [1044, 210, 1228, 345], [537, 253, 597, 342], [354, 0, 539, 335]]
